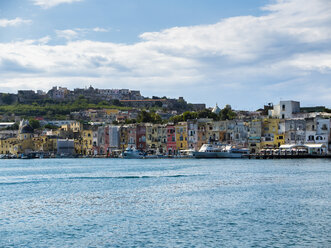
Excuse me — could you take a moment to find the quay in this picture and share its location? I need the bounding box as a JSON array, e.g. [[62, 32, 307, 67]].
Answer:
[[247, 154, 331, 159]]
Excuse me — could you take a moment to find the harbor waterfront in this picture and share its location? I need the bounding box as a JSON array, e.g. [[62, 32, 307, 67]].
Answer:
[[0, 158, 330, 247]]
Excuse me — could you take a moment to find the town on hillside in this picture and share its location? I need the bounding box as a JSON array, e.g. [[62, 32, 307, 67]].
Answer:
[[0, 87, 331, 158]]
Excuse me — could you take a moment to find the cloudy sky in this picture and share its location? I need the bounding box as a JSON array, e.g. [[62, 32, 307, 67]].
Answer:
[[0, 0, 330, 109]]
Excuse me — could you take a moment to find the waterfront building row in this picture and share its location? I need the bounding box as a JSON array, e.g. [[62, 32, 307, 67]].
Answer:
[[1, 114, 331, 156]]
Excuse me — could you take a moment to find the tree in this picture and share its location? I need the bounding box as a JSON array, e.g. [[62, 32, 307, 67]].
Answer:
[[44, 124, 59, 130], [137, 111, 162, 124], [125, 119, 137, 124], [6, 123, 19, 130], [219, 107, 237, 120], [154, 101, 163, 108], [1, 94, 14, 105], [197, 109, 218, 120], [112, 99, 122, 106], [182, 111, 198, 121], [29, 119, 41, 129]]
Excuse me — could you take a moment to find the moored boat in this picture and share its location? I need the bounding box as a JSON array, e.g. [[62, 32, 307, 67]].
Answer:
[[122, 147, 145, 159], [193, 144, 249, 158]]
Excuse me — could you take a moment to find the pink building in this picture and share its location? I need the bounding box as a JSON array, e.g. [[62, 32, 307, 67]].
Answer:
[[97, 125, 110, 156], [166, 124, 176, 155], [136, 124, 146, 151], [127, 124, 137, 147]]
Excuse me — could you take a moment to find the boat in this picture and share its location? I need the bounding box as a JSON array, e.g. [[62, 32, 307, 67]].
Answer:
[[177, 149, 195, 158], [122, 146, 145, 159], [193, 144, 249, 158]]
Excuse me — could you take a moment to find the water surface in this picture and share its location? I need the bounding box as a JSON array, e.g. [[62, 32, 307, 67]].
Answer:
[[0, 158, 330, 247]]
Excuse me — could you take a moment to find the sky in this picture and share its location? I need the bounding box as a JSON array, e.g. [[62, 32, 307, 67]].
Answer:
[[0, 0, 330, 110]]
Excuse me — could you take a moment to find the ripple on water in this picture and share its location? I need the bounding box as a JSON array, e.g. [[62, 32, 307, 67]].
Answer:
[[0, 158, 330, 247]]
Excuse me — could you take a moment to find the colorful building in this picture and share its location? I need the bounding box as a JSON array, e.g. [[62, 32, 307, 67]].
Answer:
[[175, 122, 188, 151], [136, 124, 146, 151], [166, 124, 176, 155]]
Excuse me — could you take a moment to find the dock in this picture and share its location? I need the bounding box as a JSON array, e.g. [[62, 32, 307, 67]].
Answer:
[[246, 154, 331, 159]]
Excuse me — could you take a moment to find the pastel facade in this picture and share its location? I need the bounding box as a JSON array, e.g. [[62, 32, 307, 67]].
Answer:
[[248, 119, 262, 154], [136, 124, 146, 151], [127, 124, 137, 147], [119, 126, 129, 151], [175, 122, 188, 150], [261, 118, 285, 148], [146, 124, 167, 154], [187, 120, 198, 150], [166, 124, 176, 155], [109, 125, 120, 150], [197, 119, 210, 149], [284, 119, 306, 145], [82, 130, 93, 155]]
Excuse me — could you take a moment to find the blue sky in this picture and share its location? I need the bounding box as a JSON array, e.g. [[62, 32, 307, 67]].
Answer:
[[0, 0, 330, 109]]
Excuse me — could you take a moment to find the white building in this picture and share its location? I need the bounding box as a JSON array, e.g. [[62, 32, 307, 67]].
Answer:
[[187, 120, 198, 150], [269, 100, 300, 119], [109, 125, 120, 149]]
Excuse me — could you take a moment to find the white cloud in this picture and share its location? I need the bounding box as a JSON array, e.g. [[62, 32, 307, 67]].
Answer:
[[37, 36, 51, 45], [32, 0, 83, 9], [55, 29, 79, 40], [0, 18, 32, 27], [92, 27, 109, 32], [1, 0, 331, 108], [55, 27, 110, 40]]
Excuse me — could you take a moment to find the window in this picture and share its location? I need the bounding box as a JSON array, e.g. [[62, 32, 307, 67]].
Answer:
[[282, 114, 285, 119], [291, 133, 295, 140], [282, 104, 285, 111]]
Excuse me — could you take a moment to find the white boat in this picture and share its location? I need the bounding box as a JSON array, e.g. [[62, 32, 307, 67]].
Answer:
[[193, 144, 249, 158], [122, 147, 145, 159]]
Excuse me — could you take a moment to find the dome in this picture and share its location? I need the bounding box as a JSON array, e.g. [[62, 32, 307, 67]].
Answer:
[[19, 120, 34, 134], [212, 103, 221, 114], [20, 124, 34, 134]]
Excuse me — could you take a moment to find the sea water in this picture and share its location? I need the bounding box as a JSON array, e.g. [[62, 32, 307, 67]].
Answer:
[[0, 158, 330, 247]]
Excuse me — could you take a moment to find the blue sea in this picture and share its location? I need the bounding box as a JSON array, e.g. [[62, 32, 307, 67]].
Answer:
[[0, 158, 330, 247]]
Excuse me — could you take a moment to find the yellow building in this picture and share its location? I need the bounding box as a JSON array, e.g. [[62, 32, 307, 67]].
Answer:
[[0, 138, 18, 155], [33, 136, 57, 154], [197, 121, 207, 149], [175, 122, 188, 150], [261, 118, 285, 148], [119, 125, 129, 150], [61, 121, 82, 133], [15, 120, 35, 154], [145, 123, 153, 150], [81, 130, 93, 155], [146, 124, 167, 153], [74, 139, 82, 155]]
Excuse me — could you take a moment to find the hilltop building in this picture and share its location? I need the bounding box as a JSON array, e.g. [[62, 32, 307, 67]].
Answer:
[[269, 100, 300, 119]]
